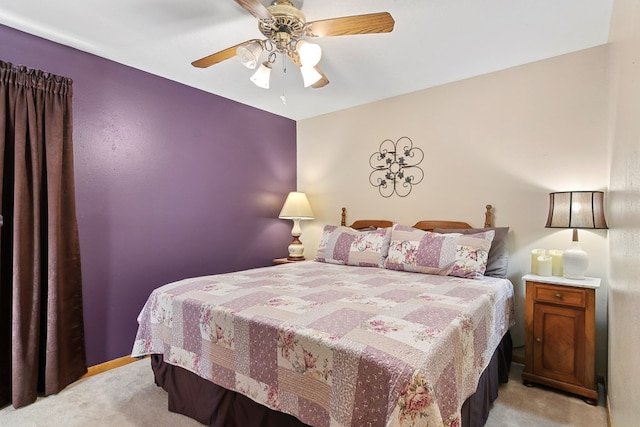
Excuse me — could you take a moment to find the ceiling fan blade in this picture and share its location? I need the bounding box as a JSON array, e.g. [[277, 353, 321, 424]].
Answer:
[[233, 0, 273, 20], [191, 42, 247, 68], [311, 67, 329, 89], [306, 12, 394, 38]]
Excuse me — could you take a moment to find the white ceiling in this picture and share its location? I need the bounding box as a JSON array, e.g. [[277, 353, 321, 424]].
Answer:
[[0, 0, 614, 121]]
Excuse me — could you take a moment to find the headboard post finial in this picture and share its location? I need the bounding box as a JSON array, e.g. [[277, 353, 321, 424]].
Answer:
[[341, 207, 347, 226], [484, 204, 493, 228]]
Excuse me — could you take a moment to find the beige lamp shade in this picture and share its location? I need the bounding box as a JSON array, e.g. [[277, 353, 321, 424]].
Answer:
[[279, 192, 314, 220]]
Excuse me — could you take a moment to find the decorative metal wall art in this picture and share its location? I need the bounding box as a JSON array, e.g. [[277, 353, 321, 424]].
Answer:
[[369, 136, 424, 198]]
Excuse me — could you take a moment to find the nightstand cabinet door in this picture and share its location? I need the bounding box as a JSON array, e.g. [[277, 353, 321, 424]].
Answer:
[[532, 302, 585, 386], [523, 279, 598, 403]]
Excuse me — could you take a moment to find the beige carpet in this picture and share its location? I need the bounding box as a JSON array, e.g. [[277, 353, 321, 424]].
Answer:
[[0, 358, 201, 427], [0, 359, 607, 426], [486, 363, 608, 427]]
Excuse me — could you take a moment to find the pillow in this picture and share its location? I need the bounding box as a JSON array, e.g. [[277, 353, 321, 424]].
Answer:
[[384, 224, 495, 279], [433, 227, 509, 278], [315, 225, 392, 267]]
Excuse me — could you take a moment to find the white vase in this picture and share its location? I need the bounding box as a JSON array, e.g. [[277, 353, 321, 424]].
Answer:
[[562, 241, 588, 279]]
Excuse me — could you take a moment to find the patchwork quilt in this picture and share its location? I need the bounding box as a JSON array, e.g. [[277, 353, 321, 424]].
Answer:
[[132, 261, 514, 427]]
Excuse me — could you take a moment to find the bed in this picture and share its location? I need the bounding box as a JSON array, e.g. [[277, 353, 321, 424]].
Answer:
[[132, 205, 514, 427]]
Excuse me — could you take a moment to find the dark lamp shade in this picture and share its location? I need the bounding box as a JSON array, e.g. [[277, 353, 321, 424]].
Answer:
[[545, 191, 608, 229]]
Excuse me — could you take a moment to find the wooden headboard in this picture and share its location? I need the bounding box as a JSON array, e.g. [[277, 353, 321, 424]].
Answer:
[[341, 205, 493, 230]]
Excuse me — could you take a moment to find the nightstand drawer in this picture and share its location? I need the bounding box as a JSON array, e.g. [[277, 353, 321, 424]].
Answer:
[[533, 283, 586, 308]]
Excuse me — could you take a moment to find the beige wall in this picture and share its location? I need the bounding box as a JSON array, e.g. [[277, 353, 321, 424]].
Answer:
[[297, 46, 610, 376], [607, 0, 640, 425]]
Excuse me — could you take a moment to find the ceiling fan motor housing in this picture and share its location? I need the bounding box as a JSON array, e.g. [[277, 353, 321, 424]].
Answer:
[[259, 0, 306, 51]]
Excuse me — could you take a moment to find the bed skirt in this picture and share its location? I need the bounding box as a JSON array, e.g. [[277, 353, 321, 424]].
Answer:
[[151, 331, 512, 427]]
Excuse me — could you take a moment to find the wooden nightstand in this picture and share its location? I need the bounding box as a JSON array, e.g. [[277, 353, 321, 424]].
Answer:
[[522, 274, 600, 404], [273, 257, 304, 265]]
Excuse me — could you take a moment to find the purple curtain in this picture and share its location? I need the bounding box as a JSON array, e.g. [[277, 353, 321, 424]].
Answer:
[[0, 61, 86, 408]]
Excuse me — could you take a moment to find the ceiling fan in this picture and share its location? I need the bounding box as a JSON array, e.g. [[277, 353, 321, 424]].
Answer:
[[191, 0, 395, 89]]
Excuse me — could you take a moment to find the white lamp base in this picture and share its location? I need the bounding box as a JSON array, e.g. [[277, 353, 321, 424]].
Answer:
[[562, 241, 588, 279], [286, 218, 305, 260], [287, 235, 305, 261]]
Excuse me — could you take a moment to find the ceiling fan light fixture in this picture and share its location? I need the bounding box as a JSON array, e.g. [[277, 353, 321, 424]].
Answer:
[[191, 2, 395, 92], [237, 40, 264, 69], [297, 40, 322, 67], [300, 65, 322, 88], [250, 61, 272, 89]]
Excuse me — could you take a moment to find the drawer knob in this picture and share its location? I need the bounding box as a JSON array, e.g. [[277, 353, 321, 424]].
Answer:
[[555, 293, 563, 299], [536, 337, 542, 343]]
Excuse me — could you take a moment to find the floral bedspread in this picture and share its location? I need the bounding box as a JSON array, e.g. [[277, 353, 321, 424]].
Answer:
[[132, 261, 514, 427]]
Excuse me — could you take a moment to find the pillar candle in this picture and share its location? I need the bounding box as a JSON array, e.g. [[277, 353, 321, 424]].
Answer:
[[531, 249, 545, 275], [537, 255, 552, 276], [548, 250, 564, 276]]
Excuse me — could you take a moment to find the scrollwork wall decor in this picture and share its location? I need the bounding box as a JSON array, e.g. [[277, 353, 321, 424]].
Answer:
[[369, 136, 424, 198]]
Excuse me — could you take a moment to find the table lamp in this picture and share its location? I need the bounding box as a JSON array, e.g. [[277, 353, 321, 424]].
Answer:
[[278, 192, 314, 260], [545, 191, 608, 279]]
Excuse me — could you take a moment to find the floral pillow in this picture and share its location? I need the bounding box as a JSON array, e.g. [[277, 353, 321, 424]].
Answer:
[[433, 227, 509, 278], [383, 224, 495, 279], [315, 225, 392, 267]]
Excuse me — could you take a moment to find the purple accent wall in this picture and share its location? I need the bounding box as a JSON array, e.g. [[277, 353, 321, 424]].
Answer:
[[0, 24, 297, 365]]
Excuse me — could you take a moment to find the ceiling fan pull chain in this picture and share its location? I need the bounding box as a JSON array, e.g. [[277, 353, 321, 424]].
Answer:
[[282, 51, 287, 74], [280, 54, 287, 105]]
